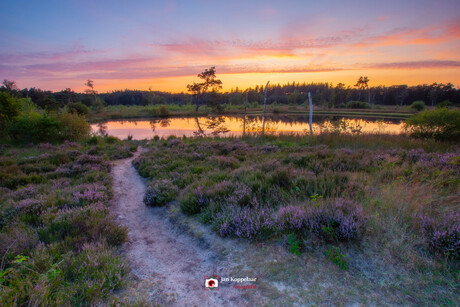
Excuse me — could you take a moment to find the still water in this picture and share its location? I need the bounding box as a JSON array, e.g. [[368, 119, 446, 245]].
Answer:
[[91, 115, 404, 140]]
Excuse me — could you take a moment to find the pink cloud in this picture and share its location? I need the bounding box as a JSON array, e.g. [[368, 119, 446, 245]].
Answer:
[[368, 60, 460, 69]]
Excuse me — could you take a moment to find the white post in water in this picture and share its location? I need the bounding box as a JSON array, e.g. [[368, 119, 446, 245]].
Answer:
[[243, 91, 248, 136], [262, 80, 270, 135], [308, 92, 313, 134]]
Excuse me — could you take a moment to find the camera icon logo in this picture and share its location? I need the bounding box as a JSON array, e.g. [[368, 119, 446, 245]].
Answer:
[[204, 275, 219, 291]]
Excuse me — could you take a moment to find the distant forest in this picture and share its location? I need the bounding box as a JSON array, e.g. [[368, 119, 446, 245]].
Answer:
[[1, 80, 459, 111]]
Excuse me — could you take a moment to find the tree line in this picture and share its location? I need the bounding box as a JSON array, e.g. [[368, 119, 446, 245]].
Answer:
[[1, 78, 458, 112]]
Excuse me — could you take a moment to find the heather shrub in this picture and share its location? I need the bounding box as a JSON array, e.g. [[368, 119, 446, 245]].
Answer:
[[419, 212, 460, 259], [180, 186, 209, 215], [210, 155, 240, 169], [73, 183, 108, 206], [0, 242, 128, 306], [143, 179, 179, 207], [204, 180, 234, 202], [63, 242, 129, 302], [38, 203, 127, 248], [305, 199, 366, 241], [268, 166, 294, 189], [0, 140, 133, 304], [276, 205, 307, 232], [0, 222, 38, 263], [226, 182, 253, 207], [212, 203, 275, 239]]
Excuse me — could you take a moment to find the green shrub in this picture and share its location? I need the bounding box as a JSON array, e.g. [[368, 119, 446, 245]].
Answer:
[[179, 187, 208, 215], [67, 102, 89, 116], [325, 246, 348, 270], [143, 179, 179, 206], [56, 112, 91, 142], [6, 111, 90, 143], [410, 100, 425, 111], [405, 107, 460, 141], [286, 233, 301, 255], [437, 100, 452, 108], [0, 92, 21, 132], [346, 101, 370, 109], [158, 105, 170, 117]]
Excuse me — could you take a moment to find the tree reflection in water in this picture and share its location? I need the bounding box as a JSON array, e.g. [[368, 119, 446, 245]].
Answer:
[[96, 123, 108, 136], [193, 116, 230, 137], [149, 118, 172, 133], [242, 115, 278, 135]]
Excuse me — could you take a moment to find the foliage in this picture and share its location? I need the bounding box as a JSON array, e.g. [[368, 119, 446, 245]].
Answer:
[[420, 212, 460, 259], [0, 139, 130, 304], [405, 107, 460, 141], [410, 100, 426, 111], [346, 101, 371, 109], [286, 233, 301, 255], [305, 199, 366, 241], [187, 67, 223, 111], [324, 246, 348, 270], [6, 110, 90, 143], [0, 92, 21, 132], [212, 203, 275, 239], [67, 102, 89, 115], [143, 179, 179, 207]]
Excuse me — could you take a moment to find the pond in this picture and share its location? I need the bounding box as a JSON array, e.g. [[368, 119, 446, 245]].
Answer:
[[91, 115, 405, 140]]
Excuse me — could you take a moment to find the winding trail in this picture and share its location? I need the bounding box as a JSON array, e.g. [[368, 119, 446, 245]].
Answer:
[[111, 150, 246, 306]]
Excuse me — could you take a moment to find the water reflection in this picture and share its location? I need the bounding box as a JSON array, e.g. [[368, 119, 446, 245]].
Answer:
[[193, 116, 230, 137], [91, 115, 404, 140]]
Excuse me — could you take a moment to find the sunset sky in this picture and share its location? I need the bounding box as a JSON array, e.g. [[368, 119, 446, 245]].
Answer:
[[1, 0, 459, 93]]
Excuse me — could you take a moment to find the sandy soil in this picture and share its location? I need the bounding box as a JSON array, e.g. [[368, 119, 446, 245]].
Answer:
[[111, 149, 248, 306]]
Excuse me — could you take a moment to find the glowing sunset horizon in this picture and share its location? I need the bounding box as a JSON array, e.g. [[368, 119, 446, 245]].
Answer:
[[1, 0, 459, 93]]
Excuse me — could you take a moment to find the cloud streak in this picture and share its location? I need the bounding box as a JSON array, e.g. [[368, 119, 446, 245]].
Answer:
[[368, 60, 460, 69]]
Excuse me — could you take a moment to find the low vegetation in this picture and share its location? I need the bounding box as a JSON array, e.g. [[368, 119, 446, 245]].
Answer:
[[0, 137, 136, 305], [1, 92, 90, 143], [134, 133, 459, 304], [405, 107, 460, 141]]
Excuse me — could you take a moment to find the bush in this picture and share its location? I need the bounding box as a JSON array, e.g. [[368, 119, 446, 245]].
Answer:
[[410, 100, 425, 111], [420, 212, 459, 259], [437, 100, 452, 108], [179, 186, 208, 215], [0, 92, 21, 132], [56, 112, 91, 141], [143, 179, 179, 206], [212, 204, 275, 239], [67, 102, 89, 116], [325, 246, 348, 270], [405, 107, 460, 141], [346, 101, 370, 109], [158, 105, 170, 117], [276, 205, 306, 232], [6, 110, 90, 143], [305, 199, 366, 241]]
